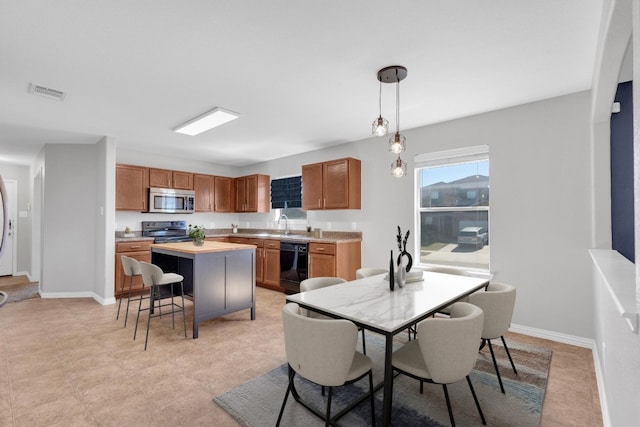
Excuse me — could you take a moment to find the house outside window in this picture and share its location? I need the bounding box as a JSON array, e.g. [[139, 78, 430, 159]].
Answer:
[[415, 146, 489, 271]]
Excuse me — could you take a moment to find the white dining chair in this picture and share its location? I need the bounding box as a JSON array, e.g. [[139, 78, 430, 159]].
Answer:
[[356, 267, 388, 279], [276, 303, 376, 427], [300, 276, 367, 354], [468, 282, 518, 393], [391, 302, 486, 426]]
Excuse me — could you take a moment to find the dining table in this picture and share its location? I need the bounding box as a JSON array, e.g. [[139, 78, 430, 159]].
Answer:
[[286, 270, 490, 426]]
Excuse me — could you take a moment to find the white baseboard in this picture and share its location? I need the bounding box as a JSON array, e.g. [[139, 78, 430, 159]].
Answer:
[[510, 323, 610, 427], [39, 291, 116, 306], [509, 322, 595, 348], [13, 270, 33, 282]]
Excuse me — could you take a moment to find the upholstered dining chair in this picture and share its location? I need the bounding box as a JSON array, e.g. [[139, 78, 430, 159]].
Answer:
[[356, 267, 388, 279], [134, 261, 187, 351], [391, 302, 486, 427], [468, 282, 518, 394], [276, 303, 376, 427], [117, 255, 143, 327], [402, 266, 475, 340], [300, 277, 367, 354]]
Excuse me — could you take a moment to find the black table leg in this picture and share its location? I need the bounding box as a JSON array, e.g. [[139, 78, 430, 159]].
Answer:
[[382, 333, 394, 426]]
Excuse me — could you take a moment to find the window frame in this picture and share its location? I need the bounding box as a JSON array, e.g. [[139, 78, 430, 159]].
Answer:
[[414, 145, 490, 272]]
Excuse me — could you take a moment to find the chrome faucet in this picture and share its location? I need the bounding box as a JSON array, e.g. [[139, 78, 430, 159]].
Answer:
[[278, 214, 290, 234]]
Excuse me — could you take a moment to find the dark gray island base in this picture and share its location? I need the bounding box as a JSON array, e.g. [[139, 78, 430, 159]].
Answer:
[[150, 241, 256, 338]]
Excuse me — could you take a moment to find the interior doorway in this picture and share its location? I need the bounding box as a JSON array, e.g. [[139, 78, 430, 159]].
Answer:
[[0, 178, 17, 276]]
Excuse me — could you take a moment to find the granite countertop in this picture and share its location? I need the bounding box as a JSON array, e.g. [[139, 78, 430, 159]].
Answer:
[[116, 228, 362, 244]]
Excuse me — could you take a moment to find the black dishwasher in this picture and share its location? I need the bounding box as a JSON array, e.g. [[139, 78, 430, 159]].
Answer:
[[280, 241, 308, 294]]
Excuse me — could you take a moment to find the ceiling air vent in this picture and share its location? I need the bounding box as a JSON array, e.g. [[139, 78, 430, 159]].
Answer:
[[28, 83, 66, 101]]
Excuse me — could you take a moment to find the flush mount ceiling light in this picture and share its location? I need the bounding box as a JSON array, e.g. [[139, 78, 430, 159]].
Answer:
[[372, 65, 408, 177], [173, 107, 240, 136]]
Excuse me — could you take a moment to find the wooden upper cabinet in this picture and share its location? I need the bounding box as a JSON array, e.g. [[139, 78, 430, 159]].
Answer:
[[235, 174, 270, 213], [116, 164, 149, 211], [149, 168, 193, 190], [172, 171, 193, 189], [214, 176, 233, 212], [302, 157, 361, 210], [193, 174, 213, 212], [301, 163, 324, 210]]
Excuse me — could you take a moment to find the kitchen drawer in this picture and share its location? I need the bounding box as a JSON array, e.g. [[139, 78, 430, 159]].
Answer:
[[264, 239, 280, 249], [246, 238, 264, 248], [228, 237, 249, 245], [206, 236, 228, 242], [309, 242, 336, 255], [116, 240, 152, 253]]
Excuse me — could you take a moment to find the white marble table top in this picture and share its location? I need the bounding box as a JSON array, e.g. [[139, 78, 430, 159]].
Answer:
[[286, 271, 489, 334]]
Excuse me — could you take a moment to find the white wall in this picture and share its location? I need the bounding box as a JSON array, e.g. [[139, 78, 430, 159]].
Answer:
[[589, 0, 640, 425], [94, 137, 115, 303]]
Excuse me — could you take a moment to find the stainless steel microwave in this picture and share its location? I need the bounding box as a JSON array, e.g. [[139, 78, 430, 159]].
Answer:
[[148, 187, 195, 213]]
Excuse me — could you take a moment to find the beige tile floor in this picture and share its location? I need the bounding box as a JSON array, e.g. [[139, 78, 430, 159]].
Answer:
[[0, 285, 602, 426]]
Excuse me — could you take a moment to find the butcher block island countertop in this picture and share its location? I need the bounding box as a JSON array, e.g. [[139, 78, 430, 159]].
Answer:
[[150, 240, 256, 254], [150, 240, 256, 339]]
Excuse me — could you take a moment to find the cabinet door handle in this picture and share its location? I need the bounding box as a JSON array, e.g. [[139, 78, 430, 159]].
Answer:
[[130, 245, 141, 249], [317, 247, 325, 251]]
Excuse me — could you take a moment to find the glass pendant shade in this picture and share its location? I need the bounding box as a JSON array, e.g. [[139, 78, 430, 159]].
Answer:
[[391, 156, 407, 178], [388, 132, 406, 154], [372, 116, 389, 136]]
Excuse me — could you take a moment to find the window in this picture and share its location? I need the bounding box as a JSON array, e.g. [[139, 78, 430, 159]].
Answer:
[[415, 146, 489, 271], [271, 176, 306, 221]]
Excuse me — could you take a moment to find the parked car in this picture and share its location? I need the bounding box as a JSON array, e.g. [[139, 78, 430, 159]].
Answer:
[[457, 226, 488, 248]]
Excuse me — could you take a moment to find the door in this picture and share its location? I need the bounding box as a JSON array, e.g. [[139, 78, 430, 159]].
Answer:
[[0, 179, 17, 276], [323, 158, 350, 209], [301, 163, 323, 209]]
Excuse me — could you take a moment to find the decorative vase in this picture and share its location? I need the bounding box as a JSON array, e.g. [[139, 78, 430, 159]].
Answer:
[[397, 255, 406, 288], [389, 250, 395, 291], [396, 250, 413, 273], [193, 239, 205, 246]]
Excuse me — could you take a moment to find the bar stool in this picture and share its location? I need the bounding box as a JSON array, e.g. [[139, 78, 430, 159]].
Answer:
[[135, 261, 187, 350], [116, 255, 144, 327]]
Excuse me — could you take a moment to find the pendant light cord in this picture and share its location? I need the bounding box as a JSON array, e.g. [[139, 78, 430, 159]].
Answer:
[[395, 69, 400, 134], [378, 81, 383, 116]]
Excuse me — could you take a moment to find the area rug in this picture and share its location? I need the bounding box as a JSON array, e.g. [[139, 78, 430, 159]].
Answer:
[[0, 277, 40, 303], [214, 334, 551, 426]]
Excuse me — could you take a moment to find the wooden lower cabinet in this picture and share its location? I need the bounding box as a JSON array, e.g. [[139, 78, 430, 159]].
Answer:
[[229, 237, 264, 286], [262, 239, 281, 291], [308, 241, 361, 281], [228, 237, 281, 290], [114, 240, 152, 298]]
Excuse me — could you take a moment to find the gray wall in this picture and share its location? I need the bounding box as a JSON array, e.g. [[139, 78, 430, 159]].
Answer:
[[244, 91, 594, 339], [40, 144, 99, 295]]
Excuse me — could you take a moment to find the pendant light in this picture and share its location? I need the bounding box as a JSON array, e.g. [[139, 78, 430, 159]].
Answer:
[[391, 155, 407, 178], [373, 65, 408, 177], [388, 68, 406, 154], [371, 81, 389, 136]]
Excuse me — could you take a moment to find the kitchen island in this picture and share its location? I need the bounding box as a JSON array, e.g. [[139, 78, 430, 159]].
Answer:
[[150, 241, 256, 338]]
